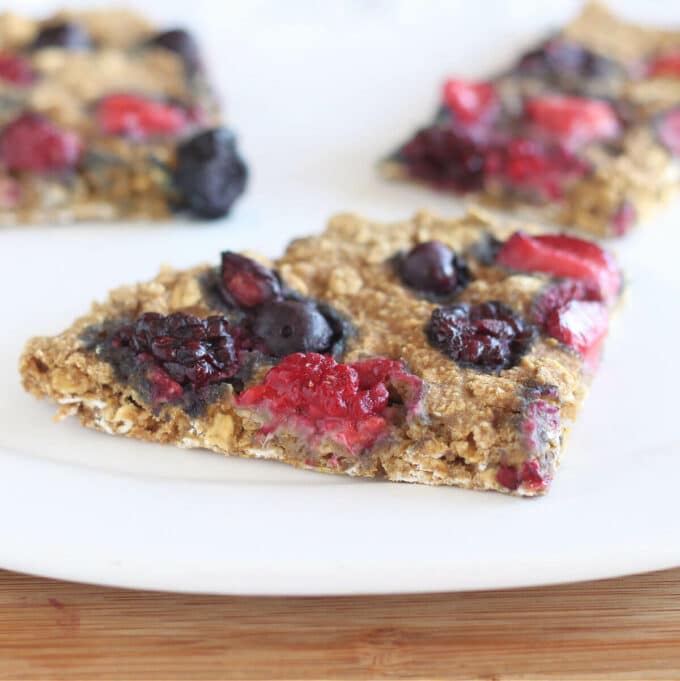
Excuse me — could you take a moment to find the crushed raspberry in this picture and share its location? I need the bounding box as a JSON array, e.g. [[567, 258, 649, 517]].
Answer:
[[237, 353, 423, 455], [485, 137, 589, 201], [544, 300, 609, 370], [646, 51, 680, 78], [96, 94, 189, 138], [655, 107, 680, 157], [610, 200, 636, 236], [496, 460, 548, 492], [531, 279, 602, 327], [0, 51, 36, 86], [495, 231, 621, 302], [0, 112, 81, 173], [442, 79, 498, 128], [525, 95, 620, 148]]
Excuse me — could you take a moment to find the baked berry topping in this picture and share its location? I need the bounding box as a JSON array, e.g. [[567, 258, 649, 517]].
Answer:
[[495, 231, 621, 302], [610, 200, 636, 236], [252, 300, 334, 357], [525, 95, 620, 149], [531, 279, 601, 327], [485, 137, 589, 201], [0, 52, 36, 86], [220, 252, 282, 308], [516, 38, 618, 83], [145, 29, 200, 70], [398, 125, 486, 192], [96, 94, 189, 138], [442, 79, 498, 128], [426, 301, 535, 372], [646, 50, 680, 78], [398, 241, 471, 296], [237, 353, 423, 455], [107, 312, 246, 406], [496, 460, 548, 492], [655, 107, 680, 157], [0, 112, 81, 173], [544, 300, 609, 370], [173, 128, 248, 219], [30, 22, 91, 50]]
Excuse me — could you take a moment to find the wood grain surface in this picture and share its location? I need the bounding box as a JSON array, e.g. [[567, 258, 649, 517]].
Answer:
[[0, 567, 679, 680]]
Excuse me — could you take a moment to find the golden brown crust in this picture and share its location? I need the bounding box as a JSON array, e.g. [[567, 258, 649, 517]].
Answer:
[[19, 210, 590, 496]]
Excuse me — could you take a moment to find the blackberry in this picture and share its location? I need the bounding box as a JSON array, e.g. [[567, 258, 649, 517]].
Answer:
[[426, 301, 535, 371], [146, 29, 200, 71], [30, 22, 91, 50]]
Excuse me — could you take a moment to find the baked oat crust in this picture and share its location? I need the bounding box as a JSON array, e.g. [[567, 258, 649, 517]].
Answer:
[[20, 209, 591, 496]]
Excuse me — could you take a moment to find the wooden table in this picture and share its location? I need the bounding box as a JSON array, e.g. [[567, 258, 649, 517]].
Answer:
[[1, 567, 679, 680]]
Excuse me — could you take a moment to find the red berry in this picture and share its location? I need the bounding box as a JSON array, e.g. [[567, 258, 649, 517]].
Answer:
[[237, 353, 423, 455], [0, 51, 36, 86], [544, 300, 609, 369], [655, 107, 680, 157], [519, 460, 546, 491], [442, 79, 498, 127], [646, 50, 680, 78], [525, 95, 620, 148], [485, 137, 589, 201], [96, 94, 188, 138], [495, 231, 621, 302], [0, 112, 81, 172], [610, 200, 636, 236], [496, 465, 520, 490], [220, 252, 281, 308]]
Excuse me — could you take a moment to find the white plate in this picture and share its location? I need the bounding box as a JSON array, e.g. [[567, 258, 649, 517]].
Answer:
[[1, 0, 679, 595]]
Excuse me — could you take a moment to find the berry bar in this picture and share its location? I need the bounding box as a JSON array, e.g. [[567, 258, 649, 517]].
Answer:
[[20, 209, 621, 496], [382, 2, 680, 238], [0, 9, 247, 223]]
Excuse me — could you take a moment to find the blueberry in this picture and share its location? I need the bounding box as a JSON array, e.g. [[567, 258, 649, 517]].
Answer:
[[146, 29, 200, 71], [253, 300, 333, 357], [30, 22, 91, 50], [173, 128, 248, 219], [399, 241, 470, 295]]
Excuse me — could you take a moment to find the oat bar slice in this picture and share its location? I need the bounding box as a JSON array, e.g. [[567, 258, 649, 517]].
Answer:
[[382, 1, 680, 238], [20, 210, 621, 496], [0, 9, 246, 223]]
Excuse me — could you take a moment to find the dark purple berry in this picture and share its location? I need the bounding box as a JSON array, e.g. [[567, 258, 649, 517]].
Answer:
[[426, 301, 535, 371], [253, 300, 333, 357], [398, 125, 487, 193], [108, 311, 243, 404], [398, 241, 470, 295], [220, 252, 281, 308], [30, 22, 91, 50], [145, 29, 200, 70], [174, 128, 248, 219]]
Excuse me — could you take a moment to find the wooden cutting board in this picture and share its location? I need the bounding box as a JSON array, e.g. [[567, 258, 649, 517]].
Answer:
[[0, 567, 679, 679]]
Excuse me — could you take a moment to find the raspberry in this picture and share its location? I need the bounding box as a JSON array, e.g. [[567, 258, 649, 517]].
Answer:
[[485, 137, 589, 201], [0, 112, 81, 173], [531, 279, 601, 327], [495, 231, 621, 302], [237, 353, 423, 455], [107, 312, 245, 406], [96, 94, 188, 138], [646, 50, 680, 78], [220, 252, 282, 308], [442, 79, 498, 128], [426, 301, 535, 372], [496, 461, 549, 493], [655, 107, 680, 157], [398, 125, 487, 193], [0, 51, 36, 86], [525, 95, 620, 148]]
